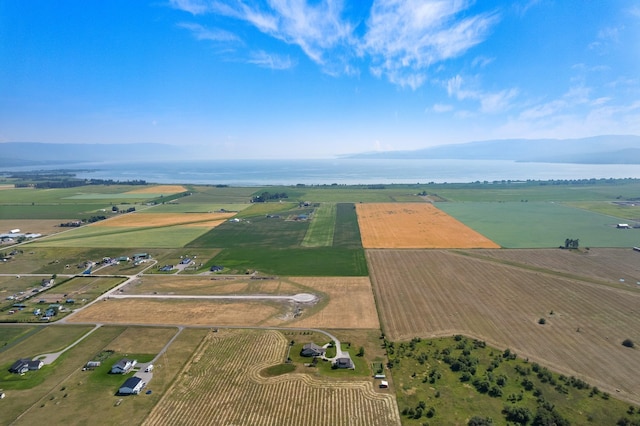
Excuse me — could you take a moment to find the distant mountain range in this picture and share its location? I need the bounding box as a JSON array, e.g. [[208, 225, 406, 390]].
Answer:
[[1, 135, 639, 166], [0, 142, 194, 167], [346, 135, 640, 164]]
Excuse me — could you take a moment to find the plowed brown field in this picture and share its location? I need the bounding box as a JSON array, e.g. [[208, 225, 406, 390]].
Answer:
[[367, 249, 640, 403], [94, 212, 234, 227], [125, 185, 187, 194], [463, 248, 640, 287], [356, 203, 499, 248], [143, 329, 400, 426]]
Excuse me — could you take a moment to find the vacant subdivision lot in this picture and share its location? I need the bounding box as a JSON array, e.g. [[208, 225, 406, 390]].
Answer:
[[68, 276, 379, 330], [356, 203, 499, 248], [367, 249, 640, 404], [143, 329, 400, 426]]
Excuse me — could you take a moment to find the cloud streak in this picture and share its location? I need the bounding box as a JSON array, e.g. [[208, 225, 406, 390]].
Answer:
[[169, 0, 500, 89]]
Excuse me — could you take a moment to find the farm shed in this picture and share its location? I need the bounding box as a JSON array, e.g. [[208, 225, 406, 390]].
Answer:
[[333, 353, 355, 369], [300, 343, 326, 357], [118, 377, 145, 395], [111, 358, 137, 374], [617, 224, 631, 229]]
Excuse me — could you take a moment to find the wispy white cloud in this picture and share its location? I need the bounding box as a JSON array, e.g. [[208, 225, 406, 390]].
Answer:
[[169, 0, 212, 15], [431, 103, 453, 113], [446, 74, 518, 113], [364, 0, 499, 89], [169, 1, 500, 89], [471, 55, 494, 68], [512, 0, 542, 17], [177, 22, 239, 42], [248, 50, 295, 70]]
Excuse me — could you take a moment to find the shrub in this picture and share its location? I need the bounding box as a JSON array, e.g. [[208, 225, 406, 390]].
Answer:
[[538, 318, 546, 325], [622, 339, 634, 348]]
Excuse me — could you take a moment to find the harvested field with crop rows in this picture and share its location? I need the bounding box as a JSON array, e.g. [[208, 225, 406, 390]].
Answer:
[[94, 212, 235, 227], [355, 203, 499, 248], [367, 249, 640, 403], [125, 185, 188, 194], [143, 330, 400, 426]]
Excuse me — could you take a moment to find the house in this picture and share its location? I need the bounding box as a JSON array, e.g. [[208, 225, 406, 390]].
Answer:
[[118, 377, 145, 395], [111, 358, 137, 374], [332, 353, 355, 369], [133, 253, 149, 260], [180, 257, 191, 265], [9, 358, 43, 374], [209, 265, 223, 272], [300, 343, 326, 357], [379, 380, 389, 388]]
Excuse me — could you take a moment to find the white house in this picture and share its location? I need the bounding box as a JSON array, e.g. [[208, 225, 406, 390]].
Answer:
[[111, 358, 137, 374], [118, 377, 145, 395]]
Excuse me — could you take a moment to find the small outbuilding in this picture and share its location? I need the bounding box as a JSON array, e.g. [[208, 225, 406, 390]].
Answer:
[[617, 223, 631, 229], [118, 377, 145, 395], [333, 353, 355, 370]]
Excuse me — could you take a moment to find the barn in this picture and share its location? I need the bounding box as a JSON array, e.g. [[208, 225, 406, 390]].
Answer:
[[118, 377, 145, 395]]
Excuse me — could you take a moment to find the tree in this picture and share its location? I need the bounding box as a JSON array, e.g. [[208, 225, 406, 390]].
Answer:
[[357, 346, 365, 357], [468, 417, 494, 426], [538, 318, 546, 325], [622, 339, 635, 348]]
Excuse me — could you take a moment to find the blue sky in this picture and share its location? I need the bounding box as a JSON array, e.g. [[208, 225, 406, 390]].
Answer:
[[1, 0, 639, 159]]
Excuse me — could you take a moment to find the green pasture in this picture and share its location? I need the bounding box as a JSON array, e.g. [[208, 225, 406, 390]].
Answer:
[[430, 179, 640, 202], [146, 202, 249, 213], [567, 201, 640, 221], [302, 203, 336, 247], [333, 203, 363, 248], [209, 247, 368, 276], [189, 186, 258, 203], [188, 207, 314, 249], [0, 325, 39, 352], [389, 335, 635, 425], [234, 201, 300, 218], [30, 225, 210, 248], [0, 204, 113, 220], [0, 185, 160, 204], [438, 201, 640, 248], [248, 185, 426, 203]]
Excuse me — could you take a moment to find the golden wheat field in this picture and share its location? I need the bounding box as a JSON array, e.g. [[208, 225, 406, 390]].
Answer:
[[355, 203, 499, 248], [125, 185, 188, 194], [143, 329, 400, 426], [93, 212, 235, 227]]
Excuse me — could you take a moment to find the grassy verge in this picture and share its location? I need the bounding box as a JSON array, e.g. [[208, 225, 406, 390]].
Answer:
[[302, 203, 336, 247]]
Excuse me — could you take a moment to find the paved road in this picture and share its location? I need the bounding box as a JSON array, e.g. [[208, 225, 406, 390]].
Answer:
[[33, 324, 102, 365], [107, 293, 318, 303]]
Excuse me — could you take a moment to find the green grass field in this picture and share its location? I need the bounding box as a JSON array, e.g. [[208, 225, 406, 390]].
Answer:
[[146, 203, 249, 213], [437, 201, 640, 248], [567, 201, 640, 221], [30, 225, 211, 248], [333, 203, 363, 248], [302, 203, 336, 247], [209, 247, 368, 276], [0, 204, 114, 220]]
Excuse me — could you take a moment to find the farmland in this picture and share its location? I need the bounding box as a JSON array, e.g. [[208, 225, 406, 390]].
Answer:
[[143, 329, 400, 426], [437, 201, 640, 248], [367, 249, 640, 403], [356, 203, 499, 248], [2, 179, 640, 423]]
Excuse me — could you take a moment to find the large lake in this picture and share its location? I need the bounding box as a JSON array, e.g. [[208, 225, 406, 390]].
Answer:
[[8, 159, 640, 186]]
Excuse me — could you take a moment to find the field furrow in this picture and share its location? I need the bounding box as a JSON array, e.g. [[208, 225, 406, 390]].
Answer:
[[142, 329, 400, 426], [367, 249, 640, 403]]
